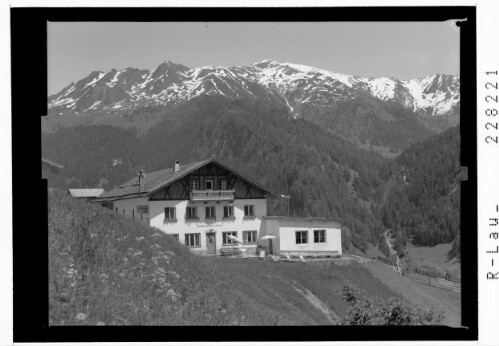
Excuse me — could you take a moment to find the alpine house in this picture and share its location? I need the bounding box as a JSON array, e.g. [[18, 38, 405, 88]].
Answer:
[[93, 157, 342, 257]]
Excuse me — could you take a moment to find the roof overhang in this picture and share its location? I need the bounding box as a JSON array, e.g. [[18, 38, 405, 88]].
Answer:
[[146, 158, 280, 198], [263, 216, 343, 227], [92, 193, 147, 203], [94, 157, 280, 202]]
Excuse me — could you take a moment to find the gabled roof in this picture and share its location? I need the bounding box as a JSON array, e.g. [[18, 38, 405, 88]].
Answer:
[[69, 189, 105, 198], [94, 157, 278, 202]]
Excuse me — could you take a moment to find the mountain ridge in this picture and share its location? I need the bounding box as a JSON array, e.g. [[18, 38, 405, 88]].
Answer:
[[48, 59, 460, 123]]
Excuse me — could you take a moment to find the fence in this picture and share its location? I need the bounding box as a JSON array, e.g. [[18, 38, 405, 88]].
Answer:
[[345, 253, 461, 293], [404, 272, 461, 293]]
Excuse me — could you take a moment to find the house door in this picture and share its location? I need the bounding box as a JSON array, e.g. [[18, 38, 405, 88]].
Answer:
[[206, 233, 216, 254]]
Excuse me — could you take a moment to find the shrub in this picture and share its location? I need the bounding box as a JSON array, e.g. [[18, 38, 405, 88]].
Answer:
[[413, 264, 447, 279], [338, 285, 444, 325]]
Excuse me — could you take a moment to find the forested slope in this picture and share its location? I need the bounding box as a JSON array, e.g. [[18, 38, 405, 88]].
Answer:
[[43, 96, 395, 251], [380, 126, 461, 254], [42, 96, 461, 254]]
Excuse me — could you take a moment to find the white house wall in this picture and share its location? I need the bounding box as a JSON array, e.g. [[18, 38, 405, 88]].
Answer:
[[260, 219, 281, 254], [267, 219, 342, 256], [113, 197, 149, 221], [149, 198, 267, 254]]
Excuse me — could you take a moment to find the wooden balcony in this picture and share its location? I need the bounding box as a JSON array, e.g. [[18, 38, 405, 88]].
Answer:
[[190, 190, 235, 202]]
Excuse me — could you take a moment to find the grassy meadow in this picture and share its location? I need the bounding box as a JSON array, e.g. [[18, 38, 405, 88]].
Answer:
[[49, 189, 285, 325]]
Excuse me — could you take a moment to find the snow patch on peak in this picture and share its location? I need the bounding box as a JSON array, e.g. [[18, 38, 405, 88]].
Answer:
[[106, 70, 124, 88], [84, 100, 102, 112], [83, 72, 107, 89], [367, 77, 398, 100], [255, 58, 277, 64]]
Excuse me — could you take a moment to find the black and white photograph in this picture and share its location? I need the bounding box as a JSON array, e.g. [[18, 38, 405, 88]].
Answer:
[[43, 19, 463, 324], [7, 4, 491, 344]]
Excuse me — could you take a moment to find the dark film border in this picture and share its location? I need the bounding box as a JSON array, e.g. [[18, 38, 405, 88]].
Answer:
[[11, 6, 477, 342]]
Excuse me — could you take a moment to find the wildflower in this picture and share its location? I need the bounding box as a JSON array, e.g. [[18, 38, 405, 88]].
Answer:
[[167, 271, 180, 280], [75, 313, 86, 321], [151, 233, 162, 237], [135, 236, 145, 242], [96, 321, 105, 326], [150, 244, 161, 249], [166, 289, 179, 303]]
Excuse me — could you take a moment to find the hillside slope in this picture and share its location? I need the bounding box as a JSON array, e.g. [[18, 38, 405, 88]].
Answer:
[[48, 189, 447, 326]]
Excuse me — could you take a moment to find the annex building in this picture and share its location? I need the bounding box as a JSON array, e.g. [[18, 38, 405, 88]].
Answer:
[[93, 157, 341, 257]]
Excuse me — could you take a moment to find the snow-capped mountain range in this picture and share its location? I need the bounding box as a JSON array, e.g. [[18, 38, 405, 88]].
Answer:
[[48, 59, 460, 120]]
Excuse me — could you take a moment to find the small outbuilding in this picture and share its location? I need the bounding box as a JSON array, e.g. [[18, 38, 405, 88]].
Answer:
[[261, 216, 342, 257], [69, 188, 105, 200]]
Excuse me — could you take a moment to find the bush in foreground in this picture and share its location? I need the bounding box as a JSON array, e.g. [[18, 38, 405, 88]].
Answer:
[[338, 285, 444, 325]]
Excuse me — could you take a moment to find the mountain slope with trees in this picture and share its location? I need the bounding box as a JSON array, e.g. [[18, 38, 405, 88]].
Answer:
[[380, 126, 461, 255], [42, 95, 461, 255], [43, 96, 395, 252], [44, 59, 460, 155]]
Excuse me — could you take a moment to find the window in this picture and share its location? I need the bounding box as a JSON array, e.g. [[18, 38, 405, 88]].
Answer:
[[243, 231, 257, 244], [173, 234, 179, 241], [132, 209, 134, 219], [244, 205, 255, 218], [205, 180, 213, 190], [314, 230, 326, 243], [218, 179, 227, 190], [115, 207, 118, 212], [164, 207, 177, 222], [137, 206, 149, 214], [296, 231, 308, 244], [223, 231, 238, 245], [190, 180, 199, 191], [185, 233, 200, 247], [137, 206, 149, 222], [186, 206, 198, 220], [205, 206, 216, 220], [223, 205, 234, 219], [123, 209, 125, 214]]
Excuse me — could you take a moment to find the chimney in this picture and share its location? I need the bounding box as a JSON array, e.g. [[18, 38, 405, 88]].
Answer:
[[173, 160, 181, 172], [138, 170, 145, 192]]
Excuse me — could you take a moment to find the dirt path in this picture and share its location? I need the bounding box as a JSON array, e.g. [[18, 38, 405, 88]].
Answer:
[[293, 285, 340, 324], [384, 230, 397, 256]]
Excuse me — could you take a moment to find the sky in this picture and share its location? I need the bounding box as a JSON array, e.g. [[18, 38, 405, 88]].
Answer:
[[48, 21, 460, 95]]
